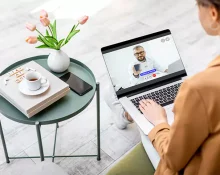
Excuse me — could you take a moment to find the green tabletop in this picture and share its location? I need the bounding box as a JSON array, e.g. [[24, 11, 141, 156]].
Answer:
[[0, 55, 96, 125]]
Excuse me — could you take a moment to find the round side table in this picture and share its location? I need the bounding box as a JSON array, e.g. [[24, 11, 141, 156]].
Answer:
[[0, 55, 101, 163]]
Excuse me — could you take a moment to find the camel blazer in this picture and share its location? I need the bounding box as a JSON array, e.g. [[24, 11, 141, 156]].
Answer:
[[149, 56, 220, 175]]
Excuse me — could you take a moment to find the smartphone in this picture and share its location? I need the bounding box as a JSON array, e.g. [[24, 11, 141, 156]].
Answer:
[[134, 64, 141, 71], [59, 72, 93, 96]]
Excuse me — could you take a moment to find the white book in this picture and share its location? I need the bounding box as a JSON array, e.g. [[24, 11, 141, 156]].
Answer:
[[0, 61, 70, 118]]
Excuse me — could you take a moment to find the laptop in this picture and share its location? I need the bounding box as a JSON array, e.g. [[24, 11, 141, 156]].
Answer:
[[168, 59, 185, 74], [101, 29, 187, 135]]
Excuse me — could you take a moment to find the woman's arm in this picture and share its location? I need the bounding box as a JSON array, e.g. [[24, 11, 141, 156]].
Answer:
[[148, 81, 209, 171]]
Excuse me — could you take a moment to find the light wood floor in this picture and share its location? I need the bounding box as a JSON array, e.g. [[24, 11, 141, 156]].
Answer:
[[0, 0, 219, 174]]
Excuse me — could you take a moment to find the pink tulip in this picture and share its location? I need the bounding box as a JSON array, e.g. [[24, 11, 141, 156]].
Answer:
[[78, 15, 89, 25], [25, 36, 38, 44], [25, 22, 36, 31], [40, 17, 50, 27], [40, 10, 48, 18]]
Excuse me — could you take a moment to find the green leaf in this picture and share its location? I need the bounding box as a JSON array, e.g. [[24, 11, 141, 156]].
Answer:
[[67, 25, 76, 38], [65, 29, 80, 44], [38, 35, 57, 49], [49, 24, 55, 38], [51, 20, 57, 39], [45, 36, 58, 45], [38, 35, 47, 45], [63, 24, 76, 46], [49, 24, 53, 32], [70, 25, 76, 33], [57, 38, 65, 49], [36, 45, 50, 49], [46, 29, 50, 36], [37, 36, 43, 42], [37, 36, 47, 46]]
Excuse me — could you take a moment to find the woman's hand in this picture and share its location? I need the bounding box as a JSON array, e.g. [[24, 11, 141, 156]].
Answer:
[[139, 99, 168, 126]]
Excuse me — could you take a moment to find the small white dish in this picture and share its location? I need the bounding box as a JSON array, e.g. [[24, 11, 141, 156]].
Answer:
[[19, 80, 50, 96]]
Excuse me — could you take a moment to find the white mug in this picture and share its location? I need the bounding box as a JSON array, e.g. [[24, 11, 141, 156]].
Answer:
[[24, 72, 47, 91]]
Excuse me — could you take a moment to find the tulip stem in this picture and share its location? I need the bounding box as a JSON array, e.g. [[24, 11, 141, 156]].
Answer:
[[36, 29, 45, 38], [75, 23, 79, 29], [48, 26, 53, 36]]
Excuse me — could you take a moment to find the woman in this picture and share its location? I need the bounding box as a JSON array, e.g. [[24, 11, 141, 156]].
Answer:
[[139, 0, 220, 174]]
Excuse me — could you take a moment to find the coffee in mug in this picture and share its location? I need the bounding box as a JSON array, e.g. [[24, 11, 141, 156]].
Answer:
[[29, 78, 38, 81], [25, 72, 47, 91]]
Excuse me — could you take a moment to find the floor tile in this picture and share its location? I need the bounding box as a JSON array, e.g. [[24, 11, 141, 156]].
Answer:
[[58, 141, 114, 175]]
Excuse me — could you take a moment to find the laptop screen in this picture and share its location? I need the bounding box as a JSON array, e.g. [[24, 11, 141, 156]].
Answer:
[[102, 30, 186, 97]]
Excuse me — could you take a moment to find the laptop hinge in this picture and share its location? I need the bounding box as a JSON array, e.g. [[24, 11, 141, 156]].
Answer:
[[120, 76, 182, 98]]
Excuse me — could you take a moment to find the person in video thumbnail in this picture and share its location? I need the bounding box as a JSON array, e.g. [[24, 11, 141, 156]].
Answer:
[[129, 45, 168, 86]]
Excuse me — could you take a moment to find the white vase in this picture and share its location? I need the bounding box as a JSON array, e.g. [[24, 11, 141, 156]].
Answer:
[[47, 50, 70, 73]]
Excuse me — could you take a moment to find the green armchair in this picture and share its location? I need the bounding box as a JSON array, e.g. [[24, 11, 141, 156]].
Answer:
[[107, 143, 155, 175]]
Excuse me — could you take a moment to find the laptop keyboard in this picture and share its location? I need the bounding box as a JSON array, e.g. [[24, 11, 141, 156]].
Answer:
[[130, 83, 182, 114]]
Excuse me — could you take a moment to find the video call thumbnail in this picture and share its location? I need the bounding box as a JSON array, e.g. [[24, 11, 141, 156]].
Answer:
[[103, 35, 185, 92]]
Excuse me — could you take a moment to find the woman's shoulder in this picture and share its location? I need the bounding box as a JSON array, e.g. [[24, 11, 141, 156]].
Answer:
[[183, 68, 219, 91], [185, 71, 205, 83]]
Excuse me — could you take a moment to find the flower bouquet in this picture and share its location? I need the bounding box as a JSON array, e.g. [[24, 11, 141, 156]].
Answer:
[[25, 10, 89, 73]]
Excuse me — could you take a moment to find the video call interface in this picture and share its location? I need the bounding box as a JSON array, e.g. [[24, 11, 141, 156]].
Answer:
[[103, 34, 185, 93]]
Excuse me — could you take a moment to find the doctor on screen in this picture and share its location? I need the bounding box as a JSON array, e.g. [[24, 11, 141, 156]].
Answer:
[[128, 45, 167, 86]]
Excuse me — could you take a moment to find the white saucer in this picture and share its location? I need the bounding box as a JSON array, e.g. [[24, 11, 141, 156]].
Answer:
[[19, 80, 50, 96]]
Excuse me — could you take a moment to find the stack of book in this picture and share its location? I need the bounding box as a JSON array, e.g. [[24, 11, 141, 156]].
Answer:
[[0, 61, 70, 118]]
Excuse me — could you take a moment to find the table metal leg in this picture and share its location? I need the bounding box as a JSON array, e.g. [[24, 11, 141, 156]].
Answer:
[[35, 122, 44, 161], [0, 120, 10, 163], [52, 123, 59, 162], [96, 83, 101, 161]]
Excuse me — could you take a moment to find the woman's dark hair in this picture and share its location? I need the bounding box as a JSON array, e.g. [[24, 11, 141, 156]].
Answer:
[[197, 0, 220, 11]]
